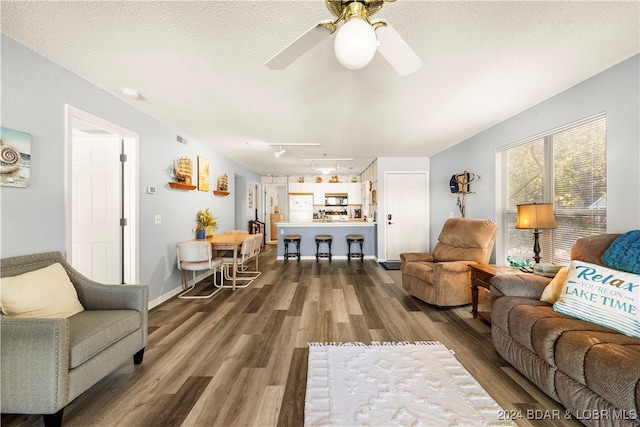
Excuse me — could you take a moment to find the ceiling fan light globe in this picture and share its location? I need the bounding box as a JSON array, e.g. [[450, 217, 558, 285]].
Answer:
[[334, 19, 377, 70]]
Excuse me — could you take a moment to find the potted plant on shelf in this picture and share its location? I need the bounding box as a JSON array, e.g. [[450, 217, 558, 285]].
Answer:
[[194, 208, 217, 239]]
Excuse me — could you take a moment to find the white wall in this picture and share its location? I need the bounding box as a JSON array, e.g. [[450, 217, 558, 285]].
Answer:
[[1, 35, 260, 305], [429, 55, 640, 259]]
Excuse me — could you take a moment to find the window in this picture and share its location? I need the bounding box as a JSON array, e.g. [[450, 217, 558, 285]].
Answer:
[[500, 114, 606, 265]]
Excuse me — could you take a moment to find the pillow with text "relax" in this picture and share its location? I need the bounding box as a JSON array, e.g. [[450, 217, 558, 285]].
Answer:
[[0, 263, 85, 318], [553, 260, 639, 338]]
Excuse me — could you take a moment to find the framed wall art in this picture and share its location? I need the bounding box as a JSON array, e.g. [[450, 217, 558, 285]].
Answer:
[[198, 156, 210, 191], [1, 127, 31, 188]]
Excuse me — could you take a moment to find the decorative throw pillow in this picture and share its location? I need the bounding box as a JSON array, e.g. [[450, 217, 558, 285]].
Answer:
[[553, 260, 639, 338], [540, 267, 568, 303], [601, 230, 640, 274], [0, 263, 85, 318]]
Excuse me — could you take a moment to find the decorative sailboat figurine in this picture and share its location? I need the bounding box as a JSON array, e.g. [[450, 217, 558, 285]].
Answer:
[[213, 174, 230, 196], [173, 157, 193, 185], [217, 174, 228, 191], [168, 157, 196, 190]]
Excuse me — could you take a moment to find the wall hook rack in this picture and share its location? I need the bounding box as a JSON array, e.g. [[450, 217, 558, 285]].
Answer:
[[450, 171, 478, 218]]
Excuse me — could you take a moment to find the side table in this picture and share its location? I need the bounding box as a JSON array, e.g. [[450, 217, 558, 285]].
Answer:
[[470, 264, 521, 325]]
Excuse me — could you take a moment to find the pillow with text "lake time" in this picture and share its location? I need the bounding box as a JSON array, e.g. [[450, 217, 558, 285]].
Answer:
[[553, 260, 639, 338]]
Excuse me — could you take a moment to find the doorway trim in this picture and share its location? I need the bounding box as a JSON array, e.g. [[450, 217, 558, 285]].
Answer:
[[64, 105, 140, 284]]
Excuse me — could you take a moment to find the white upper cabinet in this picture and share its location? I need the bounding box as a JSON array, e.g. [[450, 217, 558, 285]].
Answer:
[[288, 182, 314, 193], [325, 182, 348, 193], [348, 182, 362, 205], [313, 184, 325, 205], [290, 179, 363, 206]]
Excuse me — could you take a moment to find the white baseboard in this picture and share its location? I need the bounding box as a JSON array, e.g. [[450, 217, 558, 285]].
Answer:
[[149, 287, 182, 309], [148, 270, 216, 309]]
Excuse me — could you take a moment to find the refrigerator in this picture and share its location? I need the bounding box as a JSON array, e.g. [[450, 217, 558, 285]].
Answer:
[[288, 194, 313, 223]]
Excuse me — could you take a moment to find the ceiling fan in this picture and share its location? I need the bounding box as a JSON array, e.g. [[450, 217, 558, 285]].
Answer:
[[265, 0, 423, 76]]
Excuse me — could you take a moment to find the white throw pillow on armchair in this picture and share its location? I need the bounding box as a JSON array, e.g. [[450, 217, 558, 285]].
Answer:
[[0, 263, 85, 318]]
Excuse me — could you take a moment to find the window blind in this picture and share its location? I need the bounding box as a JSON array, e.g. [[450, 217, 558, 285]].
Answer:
[[500, 113, 606, 265]]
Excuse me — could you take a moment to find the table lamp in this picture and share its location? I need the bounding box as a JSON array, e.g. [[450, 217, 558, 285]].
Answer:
[[515, 203, 557, 264]]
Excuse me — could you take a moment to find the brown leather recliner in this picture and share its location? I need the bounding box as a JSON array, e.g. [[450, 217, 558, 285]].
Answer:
[[400, 218, 498, 306]]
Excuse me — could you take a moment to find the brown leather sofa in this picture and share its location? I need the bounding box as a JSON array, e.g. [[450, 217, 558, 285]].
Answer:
[[491, 234, 640, 427], [400, 218, 498, 306]]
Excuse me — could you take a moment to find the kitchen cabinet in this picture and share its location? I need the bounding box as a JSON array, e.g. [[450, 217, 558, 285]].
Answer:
[[348, 183, 362, 205], [288, 183, 299, 193], [288, 182, 313, 194], [296, 181, 363, 206], [313, 184, 325, 205], [324, 182, 348, 193]]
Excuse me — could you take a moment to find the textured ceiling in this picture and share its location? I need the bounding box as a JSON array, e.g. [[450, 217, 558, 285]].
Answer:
[[2, 1, 638, 176]]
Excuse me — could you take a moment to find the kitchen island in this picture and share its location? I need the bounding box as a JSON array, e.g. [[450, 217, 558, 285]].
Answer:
[[276, 221, 377, 260]]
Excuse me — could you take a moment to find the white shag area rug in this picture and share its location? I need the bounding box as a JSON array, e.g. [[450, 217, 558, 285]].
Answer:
[[305, 341, 514, 426]]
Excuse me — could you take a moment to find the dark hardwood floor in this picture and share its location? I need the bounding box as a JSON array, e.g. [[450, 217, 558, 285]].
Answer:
[[2, 245, 581, 427]]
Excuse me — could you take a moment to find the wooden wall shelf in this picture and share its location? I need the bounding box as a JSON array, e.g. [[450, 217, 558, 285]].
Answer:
[[213, 190, 229, 196], [169, 182, 196, 190]]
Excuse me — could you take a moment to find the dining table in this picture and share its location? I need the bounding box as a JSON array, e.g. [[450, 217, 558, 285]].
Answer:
[[205, 233, 248, 290]]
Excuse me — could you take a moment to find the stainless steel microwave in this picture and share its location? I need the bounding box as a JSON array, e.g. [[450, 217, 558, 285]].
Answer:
[[325, 194, 348, 206]]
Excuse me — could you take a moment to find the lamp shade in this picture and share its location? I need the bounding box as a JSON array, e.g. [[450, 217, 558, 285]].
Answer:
[[334, 18, 378, 70], [515, 203, 557, 230]]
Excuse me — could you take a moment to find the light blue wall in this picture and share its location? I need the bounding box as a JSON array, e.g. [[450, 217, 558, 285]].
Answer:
[[429, 55, 640, 257], [1, 35, 260, 304]]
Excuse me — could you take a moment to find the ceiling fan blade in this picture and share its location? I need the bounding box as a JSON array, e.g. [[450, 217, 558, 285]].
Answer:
[[265, 23, 333, 70], [375, 22, 423, 76]]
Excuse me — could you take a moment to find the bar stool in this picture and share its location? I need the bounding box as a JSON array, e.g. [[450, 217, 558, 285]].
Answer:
[[283, 234, 301, 261], [315, 234, 333, 261], [347, 234, 365, 261]]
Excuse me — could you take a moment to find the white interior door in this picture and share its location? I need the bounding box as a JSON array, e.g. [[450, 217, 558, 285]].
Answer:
[[72, 135, 121, 283], [66, 105, 139, 285], [385, 172, 430, 261]]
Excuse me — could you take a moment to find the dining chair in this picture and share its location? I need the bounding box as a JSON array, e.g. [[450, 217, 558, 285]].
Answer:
[[217, 230, 249, 257], [176, 240, 223, 299], [250, 233, 264, 271], [220, 235, 262, 287]]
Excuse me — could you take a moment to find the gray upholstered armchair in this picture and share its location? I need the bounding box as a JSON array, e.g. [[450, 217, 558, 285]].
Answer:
[[400, 218, 498, 306], [1, 251, 148, 427]]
